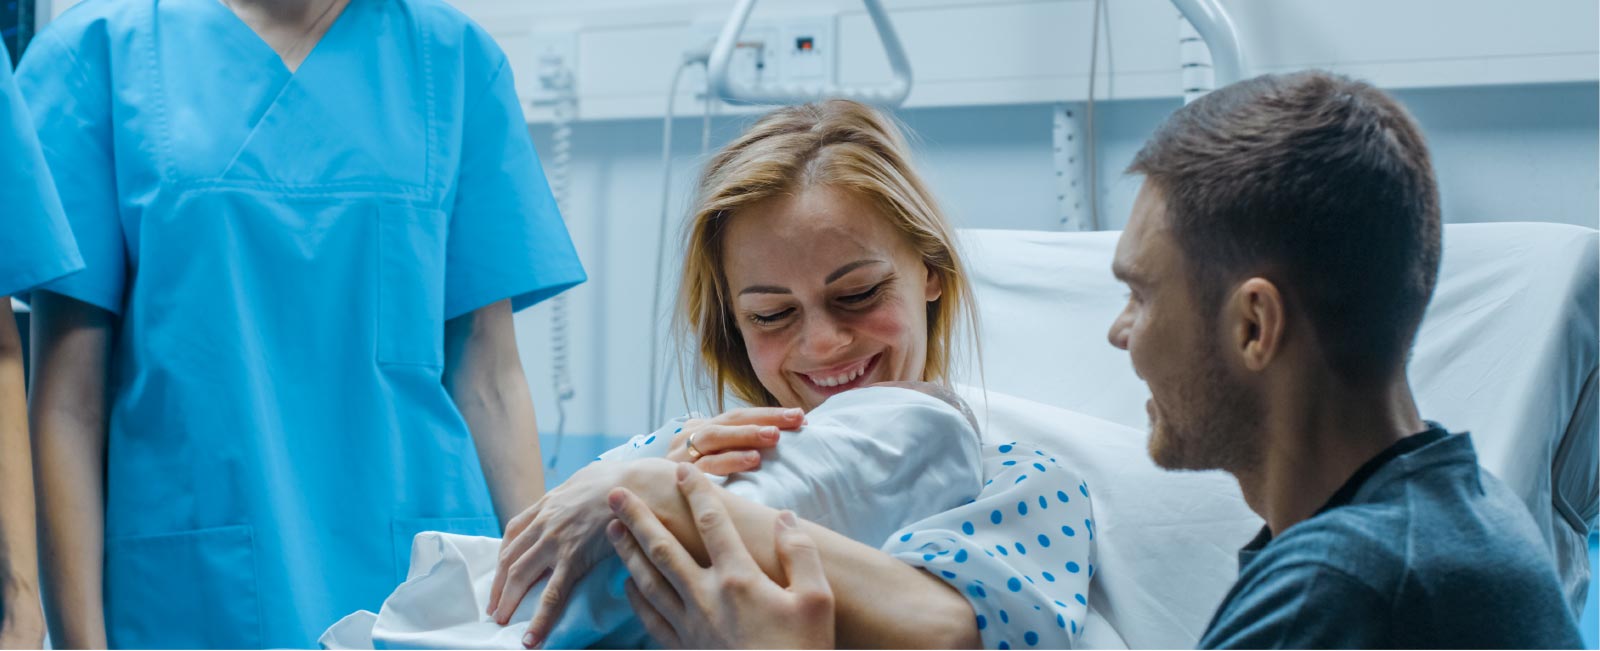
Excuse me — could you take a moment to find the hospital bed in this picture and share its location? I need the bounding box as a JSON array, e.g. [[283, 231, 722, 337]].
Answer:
[[958, 222, 1597, 648]]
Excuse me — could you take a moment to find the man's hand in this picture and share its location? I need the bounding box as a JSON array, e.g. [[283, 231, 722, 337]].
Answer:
[[606, 463, 835, 649]]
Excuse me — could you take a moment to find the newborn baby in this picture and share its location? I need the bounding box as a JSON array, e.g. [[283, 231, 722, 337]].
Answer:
[[322, 384, 1095, 650]]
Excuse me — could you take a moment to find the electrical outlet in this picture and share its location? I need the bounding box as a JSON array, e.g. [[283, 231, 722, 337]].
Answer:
[[777, 15, 835, 85], [691, 20, 778, 91], [690, 12, 835, 100]]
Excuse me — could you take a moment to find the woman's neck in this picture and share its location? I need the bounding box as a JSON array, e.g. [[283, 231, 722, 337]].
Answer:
[[220, 0, 350, 72]]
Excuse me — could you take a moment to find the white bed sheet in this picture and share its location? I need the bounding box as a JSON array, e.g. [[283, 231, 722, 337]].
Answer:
[[958, 222, 1598, 617]]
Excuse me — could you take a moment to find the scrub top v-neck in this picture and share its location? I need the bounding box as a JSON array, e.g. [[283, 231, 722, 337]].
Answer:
[[15, 0, 585, 647]]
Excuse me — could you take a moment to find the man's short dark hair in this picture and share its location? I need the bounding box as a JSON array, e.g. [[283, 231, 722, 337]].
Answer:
[[1128, 70, 1442, 382]]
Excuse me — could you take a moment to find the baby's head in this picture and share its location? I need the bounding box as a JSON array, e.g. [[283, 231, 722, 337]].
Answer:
[[870, 381, 981, 436]]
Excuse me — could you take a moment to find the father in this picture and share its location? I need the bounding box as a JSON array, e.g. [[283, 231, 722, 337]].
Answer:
[[1108, 69, 1582, 648]]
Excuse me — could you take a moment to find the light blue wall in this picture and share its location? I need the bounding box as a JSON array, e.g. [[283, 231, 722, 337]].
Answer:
[[897, 82, 1600, 233]]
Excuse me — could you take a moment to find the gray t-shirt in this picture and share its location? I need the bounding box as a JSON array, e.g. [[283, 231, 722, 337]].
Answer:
[[1199, 426, 1582, 649]]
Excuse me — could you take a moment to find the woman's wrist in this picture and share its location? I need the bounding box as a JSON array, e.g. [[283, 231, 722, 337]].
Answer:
[[0, 577, 46, 641]]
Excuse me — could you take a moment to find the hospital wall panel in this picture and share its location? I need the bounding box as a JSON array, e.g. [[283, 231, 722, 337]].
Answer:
[[420, 0, 1600, 122]]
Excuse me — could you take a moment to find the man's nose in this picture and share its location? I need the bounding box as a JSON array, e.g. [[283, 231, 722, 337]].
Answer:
[[1108, 311, 1131, 351]]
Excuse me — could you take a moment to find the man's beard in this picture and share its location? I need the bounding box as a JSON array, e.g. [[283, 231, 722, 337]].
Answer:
[[1147, 339, 1264, 473]]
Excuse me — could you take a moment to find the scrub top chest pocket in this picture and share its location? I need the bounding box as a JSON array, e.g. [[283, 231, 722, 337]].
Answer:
[[377, 204, 449, 368]]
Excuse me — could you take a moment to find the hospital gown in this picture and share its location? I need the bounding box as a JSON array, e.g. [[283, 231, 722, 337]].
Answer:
[[322, 387, 1096, 649]]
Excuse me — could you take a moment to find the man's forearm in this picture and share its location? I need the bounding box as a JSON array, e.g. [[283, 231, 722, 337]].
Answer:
[[620, 460, 981, 648]]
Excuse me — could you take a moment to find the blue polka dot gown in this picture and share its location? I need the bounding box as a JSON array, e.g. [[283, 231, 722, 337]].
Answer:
[[883, 442, 1097, 649]]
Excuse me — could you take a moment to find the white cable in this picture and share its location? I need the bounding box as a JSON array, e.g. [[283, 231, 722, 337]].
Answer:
[[540, 59, 578, 471], [1084, 0, 1106, 231], [647, 59, 700, 431], [654, 64, 718, 424], [701, 71, 714, 155]]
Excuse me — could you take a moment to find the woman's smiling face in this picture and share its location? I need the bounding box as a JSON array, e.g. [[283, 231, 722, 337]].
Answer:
[[722, 185, 943, 411]]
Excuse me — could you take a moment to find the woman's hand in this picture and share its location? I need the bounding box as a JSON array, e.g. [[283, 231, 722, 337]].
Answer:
[[606, 463, 835, 649], [665, 408, 804, 475], [488, 459, 647, 645]]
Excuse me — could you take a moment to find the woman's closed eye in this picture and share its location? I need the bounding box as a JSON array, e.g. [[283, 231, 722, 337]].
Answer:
[[838, 281, 889, 306], [749, 307, 795, 325]]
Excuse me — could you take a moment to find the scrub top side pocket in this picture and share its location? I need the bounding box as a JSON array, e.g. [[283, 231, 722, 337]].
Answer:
[[104, 525, 262, 649], [377, 204, 449, 368]]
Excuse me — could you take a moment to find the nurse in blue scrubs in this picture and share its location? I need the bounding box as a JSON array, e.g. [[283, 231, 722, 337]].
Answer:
[[18, 0, 586, 647], [0, 38, 83, 650]]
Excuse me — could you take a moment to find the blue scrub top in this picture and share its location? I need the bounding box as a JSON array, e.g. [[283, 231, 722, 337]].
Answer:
[[16, 0, 586, 647], [0, 39, 82, 297]]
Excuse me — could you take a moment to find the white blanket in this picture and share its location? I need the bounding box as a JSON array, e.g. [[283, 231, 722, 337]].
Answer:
[[325, 387, 1099, 649]]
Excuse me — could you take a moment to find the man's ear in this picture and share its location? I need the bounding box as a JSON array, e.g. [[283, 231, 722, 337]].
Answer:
[[924, 262, 944, 303], [1228, 277, 1285, 372]]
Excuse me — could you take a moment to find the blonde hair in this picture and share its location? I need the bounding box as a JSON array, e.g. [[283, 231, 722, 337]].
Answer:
[[676, 100, 979, 410]]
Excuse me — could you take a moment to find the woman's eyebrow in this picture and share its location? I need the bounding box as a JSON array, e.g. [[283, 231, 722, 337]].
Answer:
[[825, 259, 888, 285], [738, 285, 792, 296]]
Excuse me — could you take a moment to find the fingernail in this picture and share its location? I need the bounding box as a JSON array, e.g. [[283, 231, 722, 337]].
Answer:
[[785, 408, 803, 419], [676, 462, 692, 482], [523, 632, 536, 648], [761, 426, 779, 441], [778, 510, 798, 528], [608, 490, 625, 512], [606, 521, 623, 541]]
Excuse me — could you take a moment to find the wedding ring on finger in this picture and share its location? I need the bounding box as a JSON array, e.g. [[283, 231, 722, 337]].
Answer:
[[686, 431, 704, 461]]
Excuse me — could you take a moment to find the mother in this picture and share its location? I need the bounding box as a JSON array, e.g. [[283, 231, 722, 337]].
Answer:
[[493, 100, 1092, 649]]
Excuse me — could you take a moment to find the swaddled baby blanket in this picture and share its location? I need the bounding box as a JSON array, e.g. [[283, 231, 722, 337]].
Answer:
[[322, 387, 1094, 649]]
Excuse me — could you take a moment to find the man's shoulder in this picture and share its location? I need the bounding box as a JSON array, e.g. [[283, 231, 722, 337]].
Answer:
[[1211, 453, 1580, 649], [1250, 504, 1408, 584], [1260, 456, 1552, 586]]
